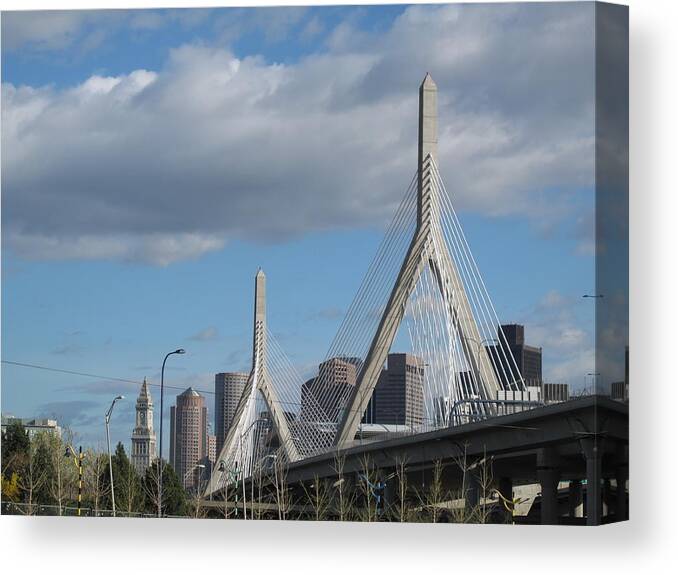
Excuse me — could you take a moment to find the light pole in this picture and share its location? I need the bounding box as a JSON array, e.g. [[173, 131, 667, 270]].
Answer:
[[158, 348, 185, 518], [105, 395, 124, 517], [184, 462, 206, 496], [217, 460, 240, 517]]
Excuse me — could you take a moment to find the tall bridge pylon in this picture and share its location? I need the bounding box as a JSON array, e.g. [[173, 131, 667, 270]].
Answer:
[[206, 74, 527, 495], [334, 74, 508, 446]]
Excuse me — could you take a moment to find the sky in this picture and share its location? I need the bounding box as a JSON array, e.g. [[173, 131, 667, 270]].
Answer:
[[1, 3, 601, 455]]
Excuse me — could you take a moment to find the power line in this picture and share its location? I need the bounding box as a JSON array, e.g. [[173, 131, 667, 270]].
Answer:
[[0, 359, 316, 412], [1, 359, 216, 396]]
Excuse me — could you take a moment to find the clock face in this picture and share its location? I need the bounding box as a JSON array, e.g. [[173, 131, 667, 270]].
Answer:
[[140, 412, 146, 425]]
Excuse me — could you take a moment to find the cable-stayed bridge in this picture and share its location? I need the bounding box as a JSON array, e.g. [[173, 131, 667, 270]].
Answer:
[[203, 75, 628, 526]]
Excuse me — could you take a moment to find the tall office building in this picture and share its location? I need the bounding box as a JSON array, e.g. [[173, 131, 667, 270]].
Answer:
[[489, 324, 543, 388], [373, 353, 425, 427], [130, 378, 156, 476], [301, 357, 361, 421], [214, 372, 248, 454], [170, 387, 208, 490], [207, 434, 216, 465]]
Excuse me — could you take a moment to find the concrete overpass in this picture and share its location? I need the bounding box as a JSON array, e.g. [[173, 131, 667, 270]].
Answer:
[[212, 395, 627, 525]]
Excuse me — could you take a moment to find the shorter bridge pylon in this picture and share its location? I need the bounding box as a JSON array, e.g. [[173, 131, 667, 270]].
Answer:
[[205, 269, 299, 497]]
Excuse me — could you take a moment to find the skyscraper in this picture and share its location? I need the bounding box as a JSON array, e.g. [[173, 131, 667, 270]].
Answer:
[[131, 378, 156, 476], [214, 372, 248, 454], [373, 353, 425, 427], [169, 387, 208, 490], [489, 324, 543, 389], [301, 357, 361, 422]]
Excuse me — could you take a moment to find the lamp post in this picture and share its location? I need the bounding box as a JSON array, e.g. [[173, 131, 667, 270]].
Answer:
[[158, 348, 185, 518], [184, 462, 206, 495], [217, 460, 240, 517], [105, 395, 124, 517]]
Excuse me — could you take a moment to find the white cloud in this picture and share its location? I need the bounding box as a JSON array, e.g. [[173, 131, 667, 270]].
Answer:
[[2, 3, 596, 265]]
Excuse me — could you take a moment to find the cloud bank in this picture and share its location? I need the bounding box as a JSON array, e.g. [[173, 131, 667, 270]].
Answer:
[[2, 4, 595, 265]]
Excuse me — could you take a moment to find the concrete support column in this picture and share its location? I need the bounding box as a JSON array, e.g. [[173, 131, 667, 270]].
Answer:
[[568, 480, 583, 518], [581, 438, 602, 526], [537, 448, 561, 525], [538, 468, 560, 525]]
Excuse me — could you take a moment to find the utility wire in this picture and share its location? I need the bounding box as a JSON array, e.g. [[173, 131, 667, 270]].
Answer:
[[1, 359, 217, 396]]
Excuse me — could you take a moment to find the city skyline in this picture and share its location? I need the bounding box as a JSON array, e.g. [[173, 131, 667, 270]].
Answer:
[[2, 3, 600, 452]]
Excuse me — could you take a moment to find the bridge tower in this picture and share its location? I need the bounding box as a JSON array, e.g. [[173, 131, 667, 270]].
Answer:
[[205, 269, 299, 495], [334, 74, 503, 447]]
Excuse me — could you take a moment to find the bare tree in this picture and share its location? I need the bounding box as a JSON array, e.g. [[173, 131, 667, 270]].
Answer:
[[448, 442, 471, 523], [17, 439, 48, 516], [189, 490, 207, 519], [118, 459, 142, 516], [392, 455, 411, 523], [473, 450, 495, 524], [47, 430, 75, 516], [357, 454, 381, 522], [301, 474, 331, 521], [413, 459, 447, 523], [83, 447, 109, 516], [142, 460, 161, 516], [331, 450, 355, 522], [273, 456, 291, 520]]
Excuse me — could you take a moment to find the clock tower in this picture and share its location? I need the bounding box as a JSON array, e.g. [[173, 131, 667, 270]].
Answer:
[[131, 378, 156, 475]]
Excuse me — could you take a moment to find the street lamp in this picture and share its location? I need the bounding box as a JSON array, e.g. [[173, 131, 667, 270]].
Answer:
[[158, 348, 185, 518], [217, 459, 240, 517], [105, 395, 124, 517], [196, 463, 206, 491], [184, 462, 206, 494]]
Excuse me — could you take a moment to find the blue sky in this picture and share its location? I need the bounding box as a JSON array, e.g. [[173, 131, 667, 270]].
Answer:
[[1, 3, 600, 454]]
